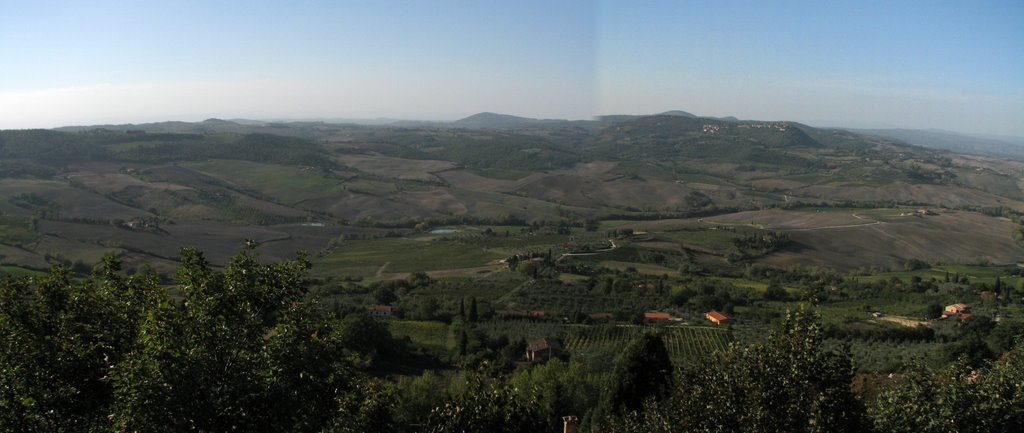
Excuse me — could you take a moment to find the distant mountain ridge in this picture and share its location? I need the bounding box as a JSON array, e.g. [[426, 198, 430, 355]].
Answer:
[[451, 112, 571, 129], [45, 111, 1024, 162]]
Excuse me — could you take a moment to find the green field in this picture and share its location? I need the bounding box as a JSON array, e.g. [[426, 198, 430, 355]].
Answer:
[[469, 168, 531, 180], [0, 265, 47, 277], [857, 265, 1023, 286], [312, 236, 505, 278], [388, 320, 452, 354], [185, 160, 346, 204], [0, 215, 38, 245], [816, 300, 934, 325]]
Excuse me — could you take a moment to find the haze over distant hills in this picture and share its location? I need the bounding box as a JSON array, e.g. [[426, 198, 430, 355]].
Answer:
[[0, 109, 1019, 274], [51, 110, 1024, 161], [852, 128, 1024, 159]]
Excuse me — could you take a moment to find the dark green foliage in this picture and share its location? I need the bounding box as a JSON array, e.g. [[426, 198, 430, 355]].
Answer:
[[764, 284, 789, 301], [468, 296, 479, 322], [0, 249, 395, 433], [732, 231, 791, 257], [509, 359, 601, 433], [425, 371, 547, 433], [367, 129, 579, 171], [603, 332, 674, 416], [373, 285, 398, 305], [0, 129, 337, 169], [0, 160, 58, 178], [684, 191, 712, 208], [0, 256, 158, 432], [336, 311, 396, 366], [903, 258, 930, 271], [109, 248, 376, 432], [606, 306, 869, 433], [949, 316, 998, 367], [587, 116, 826, 169], [988, 320, 1024, 355], [870, 347, 1024, 433], [925, 302, 944, 319]]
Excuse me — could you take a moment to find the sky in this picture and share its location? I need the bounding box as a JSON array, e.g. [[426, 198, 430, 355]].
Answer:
[[1, 0, 1022, 136]]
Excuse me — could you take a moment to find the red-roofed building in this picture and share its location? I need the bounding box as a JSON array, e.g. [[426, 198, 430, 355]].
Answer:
[[944, 303, 970, 316], [526, 338, 563, 362], [705, 310, 732, 325], [367, 305, 392, 319], [644, 312, 671, 325]]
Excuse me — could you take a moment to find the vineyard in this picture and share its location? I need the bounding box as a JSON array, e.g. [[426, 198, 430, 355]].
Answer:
[[564, 324, 732, 370], [477, 319, 732, 370]]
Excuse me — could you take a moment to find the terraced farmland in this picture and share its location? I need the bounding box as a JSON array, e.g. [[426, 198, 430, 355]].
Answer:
[[563, 325, 731, 367], [476, 319, 731, 369]]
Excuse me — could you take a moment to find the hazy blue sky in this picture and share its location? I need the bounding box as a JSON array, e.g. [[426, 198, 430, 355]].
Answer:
[[1, 0, 1021, 135]]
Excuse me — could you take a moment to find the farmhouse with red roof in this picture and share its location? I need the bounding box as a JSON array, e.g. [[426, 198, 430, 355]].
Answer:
[[705, 310, 732, 325]]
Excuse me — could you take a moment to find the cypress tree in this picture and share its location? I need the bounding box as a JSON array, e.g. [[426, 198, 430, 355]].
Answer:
[[468, 297, 478, 322]]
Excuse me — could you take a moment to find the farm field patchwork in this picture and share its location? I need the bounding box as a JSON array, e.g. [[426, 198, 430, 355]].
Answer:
[[472, 318, 731, 369], [312, 235, 506, 279]]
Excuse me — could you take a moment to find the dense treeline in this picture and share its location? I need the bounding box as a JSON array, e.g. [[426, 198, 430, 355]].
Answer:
[[3, 253, 1022, 432], [0, 249, 394, 432], [425, 307, 1023, 433], [0, 129, 337, 170], [364, 129, 581, 171]]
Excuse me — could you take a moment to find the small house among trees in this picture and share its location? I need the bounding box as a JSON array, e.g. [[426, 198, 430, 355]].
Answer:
[[367, 305, 392, 319], [643, 312, 671, 325], [525, 338, 563, 362], [705, 310, 732, 325], [943, 303, 970, 316]]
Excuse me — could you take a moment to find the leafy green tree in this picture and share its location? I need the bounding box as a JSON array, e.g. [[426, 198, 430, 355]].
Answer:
[[871, 344, 1024, 433], [0, 255, 158, 432], [988, 320, 1024, 355], [607, 306, 867, 433], [336, 311, 395, 367], [395, 371, 449, 428], [764, 284, 788, 301], [468, 296, 479, 322], [603, 332, 673, 416], [925, 302, 944, 320], [373, 286, 398, 305], [509, 359, 600, 432], [108, 248, 390, 432], [425, 371, 546, 433]]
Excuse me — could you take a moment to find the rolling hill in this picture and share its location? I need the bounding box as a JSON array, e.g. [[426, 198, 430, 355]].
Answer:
[[2, 111, 1023, 275]]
